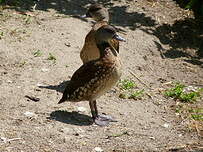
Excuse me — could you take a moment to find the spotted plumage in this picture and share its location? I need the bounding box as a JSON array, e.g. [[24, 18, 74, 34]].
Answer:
[[59, 25, 125, 126], [60, 56, 121, 102]]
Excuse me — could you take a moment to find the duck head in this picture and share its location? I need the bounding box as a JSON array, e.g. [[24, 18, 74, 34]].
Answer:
[[95, 25, 126, 44], [95, 25, 125, 55], [81, 4, 109, 22]]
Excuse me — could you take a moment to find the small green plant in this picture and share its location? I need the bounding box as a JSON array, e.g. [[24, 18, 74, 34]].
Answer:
[[164, 83, 202, 102], [174, 104, 203, 121], [189, 108, 203, 121], [19, 60, 26, 67], [179, 92, 200, 102], [33, 50, 42, 57], [129, 89, 144, 100], [0, 31, 3, 39], [165, 83, 185, 97], [24, 15, 32, 24], [118, 92, 128, 99], [118, 79, 145, 100], [191, 114, 203, 121], [47, 53, 56, 62], [119, 79, 136, 90]]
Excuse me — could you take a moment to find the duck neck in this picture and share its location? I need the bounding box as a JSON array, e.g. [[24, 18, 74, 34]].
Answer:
[[103, 16, 109, 22], [97, 42, 118, 58], [98, 17, 109, 22]]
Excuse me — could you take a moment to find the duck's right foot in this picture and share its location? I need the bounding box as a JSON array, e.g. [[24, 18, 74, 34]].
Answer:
[[94, 114, 117, 126]]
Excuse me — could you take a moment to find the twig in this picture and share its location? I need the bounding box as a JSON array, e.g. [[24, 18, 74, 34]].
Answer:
[[129, 70, 153, 99], [129, 70, 151, 89], [25, 95, 40, 102], [195, 122, 202, 137], [7, 138, 22, 142], [1, 137, 22, 143]]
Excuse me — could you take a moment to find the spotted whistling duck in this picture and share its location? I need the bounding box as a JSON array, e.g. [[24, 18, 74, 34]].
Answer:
[[58, 25, 125, 126], [80, 4, 119, 64]]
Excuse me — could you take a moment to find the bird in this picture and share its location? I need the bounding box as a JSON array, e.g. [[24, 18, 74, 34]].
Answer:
[[81, 3, 109, 22], [80, 3, 119, 64], [32, 0, 40, 11], [58, 25, 125, 126]]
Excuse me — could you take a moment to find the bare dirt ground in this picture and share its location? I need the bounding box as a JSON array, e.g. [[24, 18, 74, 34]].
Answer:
[[0, 0, 203, 151]]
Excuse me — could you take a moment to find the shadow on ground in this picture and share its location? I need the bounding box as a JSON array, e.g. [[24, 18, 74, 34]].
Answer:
[[145, 18, 203, 66], [174, 0, 203, 18], [4, 0, 203, 65], [3, 0, 157, 30], [39, 80, 69, 93], [48, 110, 93, 126]]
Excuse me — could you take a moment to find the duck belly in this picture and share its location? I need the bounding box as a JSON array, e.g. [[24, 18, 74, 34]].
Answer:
[[89, 67, 122, 101]]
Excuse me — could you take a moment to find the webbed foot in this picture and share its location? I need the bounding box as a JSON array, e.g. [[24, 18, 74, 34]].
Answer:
[[94, 114, 117, 126]]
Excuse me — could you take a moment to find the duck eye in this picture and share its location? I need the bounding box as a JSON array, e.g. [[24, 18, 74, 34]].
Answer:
[[105, 28, 115, 34]]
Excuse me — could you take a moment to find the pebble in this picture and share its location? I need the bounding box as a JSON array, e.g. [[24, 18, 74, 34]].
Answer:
[[24, 111, 37, 118], [0, 137, 7, 143], [163, 123, 170, 128], [37, 83, 44, 86], [175, 113, 180, 116], [94, 147, 103, 152], [41, 68, 49, 72], [77, 106, 87, 112], [65, 43, 71, 47], [149, 136, 155, 140], [183, 86, 198, 93], [7, 80, 13, 83]]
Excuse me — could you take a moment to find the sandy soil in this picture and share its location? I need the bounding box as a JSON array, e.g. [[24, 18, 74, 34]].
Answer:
[[0, 0, 203, 151]]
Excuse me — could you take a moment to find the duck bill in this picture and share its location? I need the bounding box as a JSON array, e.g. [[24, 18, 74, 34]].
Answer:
[[113, 34, 126, 42], [80, 12, 91, 18], [80, 14, 87, 18]]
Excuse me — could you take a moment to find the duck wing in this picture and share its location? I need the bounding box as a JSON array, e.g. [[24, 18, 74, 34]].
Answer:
[[59, 60, 105, 103]]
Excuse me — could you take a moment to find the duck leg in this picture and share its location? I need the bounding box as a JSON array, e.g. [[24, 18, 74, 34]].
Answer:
[[89, 100, 117, 126], [89, 100, 98, 119]]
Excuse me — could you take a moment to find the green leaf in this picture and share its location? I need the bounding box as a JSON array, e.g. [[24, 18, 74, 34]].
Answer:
[[47, 53, 56, 61], [119, 79, 136, 90], [33, 50, 42, 57]]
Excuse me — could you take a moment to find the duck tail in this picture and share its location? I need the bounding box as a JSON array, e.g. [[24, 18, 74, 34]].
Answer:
[[58, 86, 70, 104], [58, 97, 66, 104]]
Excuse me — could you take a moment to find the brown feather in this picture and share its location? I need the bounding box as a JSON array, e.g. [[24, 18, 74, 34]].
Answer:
[[59, 47, 121, 103], [80, 21, 119, 63]]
